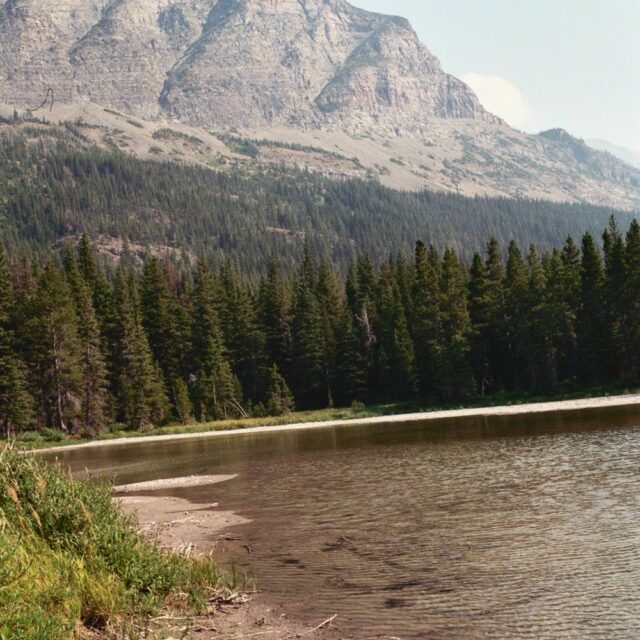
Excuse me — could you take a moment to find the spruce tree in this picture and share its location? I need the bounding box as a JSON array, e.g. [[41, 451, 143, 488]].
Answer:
[[435, 249, 472, 401], [624, 220, 640, 378], [483, 238, 508, 389], [333, 306, 367, 406], [141, 256, 188, 402], [113, 269, 168, 430], [602, 216, 627, 379], [173, 378, 193, 425], [219, 263, 264, 402], [265, 364, 295, 416], [28, 263, 82, 432], [291, 276, 327, 409], [259, 257, 291, 377], [577, 233, 607, 384], [191, 264, 244, 421], [503, 241, 530, 389], [0, 245, 33, 436], [412, 240, 439, 397], [468, 253, 490, 395], [65, 256, 109, 436]]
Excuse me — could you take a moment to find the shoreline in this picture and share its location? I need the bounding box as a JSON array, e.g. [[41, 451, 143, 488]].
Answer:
[[38, 393, 640, 454], [117, 493, 348, 638]]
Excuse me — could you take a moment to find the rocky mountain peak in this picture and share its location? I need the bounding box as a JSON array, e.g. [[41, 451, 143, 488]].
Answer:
[[0, 0, 637, 209], [0, 0, 496, 132]]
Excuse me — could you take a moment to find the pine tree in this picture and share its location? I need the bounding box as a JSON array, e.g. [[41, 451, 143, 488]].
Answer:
[[173, 377, 193, 425], [0, 244, 33, 436], [602, 216, 627, 380], [624, 220, 640, 378], [65, 255, 109, 436], [192, 264, 244, 421], [259, 257, 291, 377], [77, 234, 113, 341], [577, 233, 607, 384], [411, 241, 439, 397], [374, 262, 415, 400], [219, 263, 264, 401], [113, 269, 168, 429], [28, 263, 82, 432], [315, 257, 343, 406], [435, 249, 472, 401], [483, 238, 508, 389], [526, 244, 557, 390], [265, 364, 295, 416], [291, 275, 327, 409], [557, 237, 581, 382], [333, 306, 367, 406], [503, 241, 530, 389], [468, 253, 490, 395], [141, 256, 188, 401]]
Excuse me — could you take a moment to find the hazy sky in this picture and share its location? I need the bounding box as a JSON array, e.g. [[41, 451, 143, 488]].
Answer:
[[353, 0, 640, 151]]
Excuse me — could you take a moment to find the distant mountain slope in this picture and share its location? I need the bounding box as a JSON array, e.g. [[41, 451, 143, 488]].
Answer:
[[587, 139, 640, 170], [0, 0, 639, 209], [0, 123, 635, 275]]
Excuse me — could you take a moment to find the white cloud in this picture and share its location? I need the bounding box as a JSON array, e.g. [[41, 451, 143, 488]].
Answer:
[[462, 73, 532, 129]]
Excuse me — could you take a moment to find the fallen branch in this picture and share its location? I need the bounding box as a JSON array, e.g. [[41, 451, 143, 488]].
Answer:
[[308, 614, 338, 634]]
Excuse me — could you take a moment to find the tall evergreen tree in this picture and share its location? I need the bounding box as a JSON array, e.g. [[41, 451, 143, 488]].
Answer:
[[624, 220, 640, 378], [435, 249, 472, 401], [291, 272, 327, 409], [65, 255, 109, 435], [259, 257, 291, 377], [219, 263, 264, 401], [577, 233, 608, 384], [333, 306, 367, 407], [265, 364, 295, 416], [602, 216, 627, 380], [503, 241, 530, 389], [141, 256, 189, 405], [113, 269, 168, 429], [0, 245, 33, 436], [191, 264, 244, 421], [412, 240, 439, 397], [28, 263, 82, 432]]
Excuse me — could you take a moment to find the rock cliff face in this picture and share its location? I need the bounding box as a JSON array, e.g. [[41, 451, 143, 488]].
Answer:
[[0, 0, 496, 132], [0, 0, 638, 209]]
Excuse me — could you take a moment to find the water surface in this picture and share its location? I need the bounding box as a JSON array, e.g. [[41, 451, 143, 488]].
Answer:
[[50, 405, 640, 638]]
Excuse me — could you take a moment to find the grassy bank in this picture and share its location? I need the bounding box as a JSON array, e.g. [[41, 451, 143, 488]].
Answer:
[[17, 385, 640, 451], [0, 446, 232, 640]]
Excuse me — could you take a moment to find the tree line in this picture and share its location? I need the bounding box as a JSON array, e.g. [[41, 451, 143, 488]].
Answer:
[[1, 217, 639, 437]]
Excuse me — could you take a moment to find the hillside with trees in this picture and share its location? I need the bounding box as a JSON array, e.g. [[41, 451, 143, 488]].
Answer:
[[0, 125, 636, 276]]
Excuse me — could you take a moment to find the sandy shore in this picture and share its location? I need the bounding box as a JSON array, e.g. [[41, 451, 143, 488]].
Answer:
[[115, 474, 238, 492], [118, 493, 349, 639], [38, 393, 640, 454]]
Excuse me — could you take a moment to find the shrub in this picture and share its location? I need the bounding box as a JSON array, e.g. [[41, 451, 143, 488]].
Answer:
[[0, 446, 222, 639]]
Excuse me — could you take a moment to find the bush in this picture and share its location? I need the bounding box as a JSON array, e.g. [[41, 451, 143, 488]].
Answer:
[[0, 446, 222, 639]]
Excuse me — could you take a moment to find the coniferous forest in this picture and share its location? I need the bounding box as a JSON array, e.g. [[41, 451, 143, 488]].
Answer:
[[0, 125, 637, 275], [1, 216, 639, 438]]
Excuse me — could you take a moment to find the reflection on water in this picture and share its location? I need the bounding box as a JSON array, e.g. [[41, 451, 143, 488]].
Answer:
[[49, 405, 640, 638]]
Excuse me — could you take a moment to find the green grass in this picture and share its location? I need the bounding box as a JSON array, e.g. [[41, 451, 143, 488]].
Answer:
[[0, 446, 229, 639], [16, 384, 640, 452]]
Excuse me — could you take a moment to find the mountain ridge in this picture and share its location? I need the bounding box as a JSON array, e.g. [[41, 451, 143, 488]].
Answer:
[[0, 0, 638, 210]]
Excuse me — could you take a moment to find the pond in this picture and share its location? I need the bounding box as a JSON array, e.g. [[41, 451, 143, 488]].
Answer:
[[48, 404, 640, 638]]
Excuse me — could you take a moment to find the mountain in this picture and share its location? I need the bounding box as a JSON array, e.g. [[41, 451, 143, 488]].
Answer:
[[586, 138, 640, 170], [0, 0, 639, 210], [0, 0, 494, 132]]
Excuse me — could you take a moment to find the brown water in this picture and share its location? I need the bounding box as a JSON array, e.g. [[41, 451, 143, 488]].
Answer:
[[49, 405, 640, 638]]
